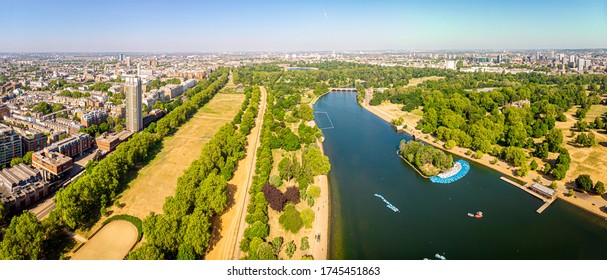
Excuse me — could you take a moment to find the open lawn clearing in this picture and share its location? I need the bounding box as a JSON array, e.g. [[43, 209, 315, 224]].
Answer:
[[405, 76, 444, 88], [110, 93, 244, 219], [71, 220, 137, 260]]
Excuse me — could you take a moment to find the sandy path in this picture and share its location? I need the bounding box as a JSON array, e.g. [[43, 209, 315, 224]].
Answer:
[[205, 86, 267, 260], [71, 220, 138, 260], [312, 143, 329, 260]]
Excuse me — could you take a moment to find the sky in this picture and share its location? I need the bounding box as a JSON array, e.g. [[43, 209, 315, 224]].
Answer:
[[0, 0, 606, 52]]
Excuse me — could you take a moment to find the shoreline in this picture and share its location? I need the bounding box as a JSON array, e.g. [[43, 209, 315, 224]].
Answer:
[[313, 140, 330, 260], [360, 101, 607, 220]]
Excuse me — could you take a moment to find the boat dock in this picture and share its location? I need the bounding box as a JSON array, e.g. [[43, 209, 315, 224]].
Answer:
[[499, 176, 557, 214]]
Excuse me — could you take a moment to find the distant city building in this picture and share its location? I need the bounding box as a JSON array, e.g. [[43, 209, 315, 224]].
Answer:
[[119, 53, 125, 61], [125, 57, 131, 66], [445, 60, 456, 70], [0, 124, 23, 167], [125, 75, 143, 132], [81, 110, 108, 127]]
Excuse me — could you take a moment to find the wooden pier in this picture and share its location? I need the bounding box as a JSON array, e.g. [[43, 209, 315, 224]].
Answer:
[[499, 176, 557, 214]]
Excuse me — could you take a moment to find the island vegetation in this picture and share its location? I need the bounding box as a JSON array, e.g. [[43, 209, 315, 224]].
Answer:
[[399, 140, 453, 176]]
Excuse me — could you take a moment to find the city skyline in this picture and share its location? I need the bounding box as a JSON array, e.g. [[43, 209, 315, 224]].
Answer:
[[1, 0, 606, 52]]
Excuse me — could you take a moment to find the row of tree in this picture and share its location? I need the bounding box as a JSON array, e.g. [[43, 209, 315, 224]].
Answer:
[[127, 85, 261, 260], [0, 70, 230, 260]]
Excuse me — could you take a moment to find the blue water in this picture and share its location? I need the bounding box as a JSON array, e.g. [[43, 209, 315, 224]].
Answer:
[[314, 91, 607, 260]]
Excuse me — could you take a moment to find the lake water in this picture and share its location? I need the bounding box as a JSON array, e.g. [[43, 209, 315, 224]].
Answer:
[[314, 92, 607, 260]]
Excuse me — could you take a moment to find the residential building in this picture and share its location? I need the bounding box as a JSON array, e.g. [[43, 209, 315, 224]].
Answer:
[[21, 130, 47, 154], [95, 130, 133, 152], [0, 124, 23, 167], [0, 163, 48, 212], [81, 110, 108, 127], [32, 150, 73, 181], [46, 133, 92, 158], [125, 75, 142, 132]]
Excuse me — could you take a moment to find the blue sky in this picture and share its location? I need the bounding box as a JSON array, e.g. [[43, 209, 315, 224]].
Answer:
[[0, 0, 606, 52]]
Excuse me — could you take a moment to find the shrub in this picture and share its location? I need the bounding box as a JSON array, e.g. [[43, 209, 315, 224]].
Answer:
[[300, 236, 310, 251], [279, 204, 303, 233], [271, 236, 284, 254], [474, 150, 484, 159], [568, 189, 575, 197], [550, 182, 558, 190], [301, 255, 314, 260], [285, 240, 296, 259]]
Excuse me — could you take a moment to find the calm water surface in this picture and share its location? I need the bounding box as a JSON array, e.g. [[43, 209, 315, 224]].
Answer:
[[314, 92, 607, 260]]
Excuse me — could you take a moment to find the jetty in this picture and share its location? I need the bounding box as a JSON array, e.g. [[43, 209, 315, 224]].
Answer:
[[499, 176, 557, 214]]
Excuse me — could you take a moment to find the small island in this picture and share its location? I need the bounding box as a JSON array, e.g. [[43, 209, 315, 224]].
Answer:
[[399, 140, 453, 176], [399, 140, 471, 183]]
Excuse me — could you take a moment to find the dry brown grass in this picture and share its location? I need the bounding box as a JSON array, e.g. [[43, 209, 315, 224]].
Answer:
[[405, 76, 444, 88], [71, 220, 138, 260], [554, 104, 607, 186], [110, 93, 245, 219]]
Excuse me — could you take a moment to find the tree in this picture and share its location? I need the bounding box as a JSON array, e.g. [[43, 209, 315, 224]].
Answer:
[[285, 240, 296, 259], [517, 165, 530, 177], [0, 212, 45, 260], [300, 208, 315, 229], [279, 204, 303, 233], [302, 147, 331, 176], [568, 189, 574, 197], [576, 174, 594, 192], [176, 244, 196, 260], [115, 123, 123, 132], [257, 242, 277, 260], [262, 183, 286, 211], [269, 175, 282, 187], [555, 151, 571, 169], [444, 140, 456, 150], [307, 185, 321, 198], [545, 129, 563, 152], [128, 243, 165, 260], [278, 156, 297, 181], [530, 160, 538, 170], [271, 236, 284, 255], [244, 221, 269, 240], [284, 186, 301, 204], [595, 181, 605, 195], [552, 164, 568, 180], [543, 162, 552, 174], [297, 104, 315, 121], [575, 132, 596, 147], [501, 147, 528, 167], [0, 200, 7, 224], [534, 142, 549, 159], [550, 182, 558, 189]]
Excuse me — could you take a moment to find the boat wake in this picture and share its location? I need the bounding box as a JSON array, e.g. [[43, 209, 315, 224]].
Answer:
[[374, 194, 400, 212]]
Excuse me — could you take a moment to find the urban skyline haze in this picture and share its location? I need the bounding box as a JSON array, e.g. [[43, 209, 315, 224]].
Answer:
[[1, 0, 606, 52]]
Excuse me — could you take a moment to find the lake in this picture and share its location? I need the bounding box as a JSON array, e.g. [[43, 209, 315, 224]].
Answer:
[[314, 92, 607, 260]]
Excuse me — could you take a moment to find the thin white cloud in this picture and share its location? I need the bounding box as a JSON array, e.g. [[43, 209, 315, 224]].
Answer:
[[323, 9, 328, 19]]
